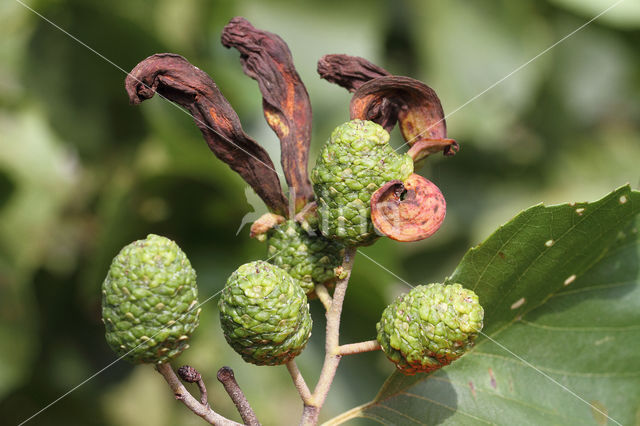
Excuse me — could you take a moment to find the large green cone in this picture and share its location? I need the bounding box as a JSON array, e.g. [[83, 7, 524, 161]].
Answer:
[[102, 234, 200, 364], [218, 261, 312, 366], [376, 283, 484, 375], [266, 220, 345, 295], [311, 119, 414, 246]]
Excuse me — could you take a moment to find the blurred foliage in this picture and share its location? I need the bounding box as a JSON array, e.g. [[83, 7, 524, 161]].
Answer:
[[0, 0, 638, 425]]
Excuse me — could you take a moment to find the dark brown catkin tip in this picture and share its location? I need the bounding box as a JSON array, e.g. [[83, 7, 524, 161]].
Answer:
[[177, 365, 202, 383]]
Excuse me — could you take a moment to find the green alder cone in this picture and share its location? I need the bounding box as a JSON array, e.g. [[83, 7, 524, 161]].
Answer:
[[102, 234, 200, 364], [218, 261, 312, 366], [266, 219, 345, 294], [311, 119, 414, 246], [376, 283, 483, 375]]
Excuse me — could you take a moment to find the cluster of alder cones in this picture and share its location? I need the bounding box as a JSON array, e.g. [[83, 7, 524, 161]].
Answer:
[[102, 16, 483, 384]]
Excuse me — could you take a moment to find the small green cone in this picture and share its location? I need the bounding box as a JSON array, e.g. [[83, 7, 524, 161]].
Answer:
[[311, 119, 414, 246], [102, 234, 200, 364], [266, 220, 345, 295], [376, 283, 484, 375], [218, 261, 312, 366]]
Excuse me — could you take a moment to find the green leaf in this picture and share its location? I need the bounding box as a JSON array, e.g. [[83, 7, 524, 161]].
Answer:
[[329, 186, 640, 425]]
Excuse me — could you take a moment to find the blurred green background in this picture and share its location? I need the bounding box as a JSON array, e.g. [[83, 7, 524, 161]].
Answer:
[[1, 0, 639, 424]]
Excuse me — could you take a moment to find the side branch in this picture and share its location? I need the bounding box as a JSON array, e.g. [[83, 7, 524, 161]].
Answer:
[[337, 340, 381, 356], [156, 363, 241, 426], [301, 246, 357, 425], [286, 360, 313, 404], [217, 367, 261, 426], [177, 365, 208, 405], [313, 283, 332, 311]]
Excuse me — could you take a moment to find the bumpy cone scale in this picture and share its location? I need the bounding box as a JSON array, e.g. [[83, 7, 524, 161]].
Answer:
[[102, 234, 200, 364], [376, 283, 483, 375], [312, 119, 414, 246], [265, 219, 345, 295], [218, 261, 312, 366]]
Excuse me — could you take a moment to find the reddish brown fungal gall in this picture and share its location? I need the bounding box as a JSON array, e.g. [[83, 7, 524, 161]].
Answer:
[[370, 174, 446, 242], [124, 53, 289, 216], [317, 54, 390, 93], [222, 17, 314, 211], [408, 138, 459, 166], [349, 76, 457, 163], [350, 76, 445, 137]]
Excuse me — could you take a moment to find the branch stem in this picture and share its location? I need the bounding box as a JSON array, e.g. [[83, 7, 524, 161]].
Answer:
[[196, 378, 209, 405], [156, 363, 241, 426], [217, 366, 261, 426], [300, 246, 357, 425], [337, 340, 381, 356], [314, 283, 332, 311], [286, 360, 313, 404]]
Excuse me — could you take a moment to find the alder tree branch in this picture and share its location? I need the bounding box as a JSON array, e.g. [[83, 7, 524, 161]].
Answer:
[[177, 365, 208, 405], [337, 340, 381, 356], [313, 283, 332, 311], [217, 366, 261, 426], [300, 246, 357, 426], [156, 363, 242, 426], [286, 360, 313, 404]]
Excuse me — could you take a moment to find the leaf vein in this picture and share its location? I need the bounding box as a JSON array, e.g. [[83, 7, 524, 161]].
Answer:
[[492, 195, 618, 318], [374, 403, 426, 425], [425, 375, 573, 420], [552, 280, 637, 298], [473, 352, 640, 377], [399, 391, 494, 424], [519, 318, 640, 331], [470, 213, 538, 292]]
